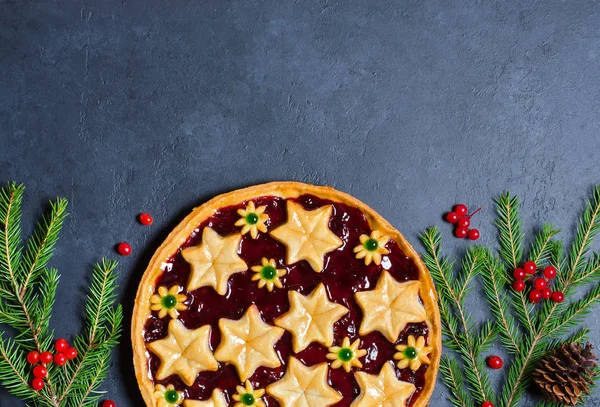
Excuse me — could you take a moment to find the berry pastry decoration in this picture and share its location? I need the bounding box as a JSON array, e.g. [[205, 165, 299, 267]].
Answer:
[[250, 257, 286, 291], [236, 201, 269, 239], [150, 286, 188, 319], [394, 335, 433, 371], [132, 182, 441, 407]]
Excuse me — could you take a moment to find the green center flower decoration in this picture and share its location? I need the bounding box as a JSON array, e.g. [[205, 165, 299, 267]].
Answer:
[[327, 337, 368, 372], [235, 201, 269, 239], [353, 230, 391, 266], [394, 335, 433, 371], [251, 258, 287, 292], [150, 286, 188, 319], [232, 381, 266, 407]]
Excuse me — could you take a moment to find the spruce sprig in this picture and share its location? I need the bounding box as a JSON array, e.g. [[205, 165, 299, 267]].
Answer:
[[0, 183, 122, 407], [424, 185, 600, 407]]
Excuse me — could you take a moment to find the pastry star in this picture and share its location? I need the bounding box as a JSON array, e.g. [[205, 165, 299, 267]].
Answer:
[[267, 357, 342, 407], [183, 389, 228, 407], [350, 361, 416, 407], [147, 320, 218, 386], [270, 201, 342, 272], [274, 283, 349, 352], [181, 227, 247, 295], [214, 305, 285, 381], [355, 270, 426, 342]]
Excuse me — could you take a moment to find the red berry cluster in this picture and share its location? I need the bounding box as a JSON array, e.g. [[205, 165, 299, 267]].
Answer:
[[511, 261, 564, 304], [27, 339, 77, 390], [445, 204, 481, 240]]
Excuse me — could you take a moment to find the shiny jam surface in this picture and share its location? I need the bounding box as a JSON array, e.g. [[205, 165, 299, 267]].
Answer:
[[144, 194, 429, 406]]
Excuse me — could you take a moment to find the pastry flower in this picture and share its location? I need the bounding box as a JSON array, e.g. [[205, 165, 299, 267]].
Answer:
[[251, 257, 286, 291], [394, 335, 432, 370], [232, 381, 266, 407], [150, 286, 187, 319], [154, 384, 184, 407], [327, 337, 367, 372], [353, 230, 390, 266], [235, 201, 269, 239]]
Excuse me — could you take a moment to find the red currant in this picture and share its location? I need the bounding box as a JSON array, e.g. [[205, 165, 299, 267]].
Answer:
[[55, 338, 69, 353], [482, 402, 494, 407], [31, 377, 44, 391], [513, 268, 526, 281], [468, 229, 480, 240], [33, 365, 47, 378], [54, 353, 67, 366], [27, 351, 40, 365], [139, 213, 153, 225], [541, 287, 552, 299], [458, 216, 471, 228], [117, 242, 132, 256], [551, 291, 565, 303], [513, 281, 526, 292], [102, 401, 116, 407], [454, 204, 468, 217], [529, 289, 542, 303], [534, 278, 547, 290], [39, 351, 53, 364], [455, 227, 468, 238], [487, 355, 503, 369], [65, 347, 78, 360], [544, 266, 557, 279], [523, 261, 537, 274]]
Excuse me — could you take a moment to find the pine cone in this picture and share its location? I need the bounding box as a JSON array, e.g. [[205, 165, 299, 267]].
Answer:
[[533, 342, 598, 405]]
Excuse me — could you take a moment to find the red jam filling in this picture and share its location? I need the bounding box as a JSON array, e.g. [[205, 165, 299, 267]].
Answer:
[[144, 194, 429, 406]]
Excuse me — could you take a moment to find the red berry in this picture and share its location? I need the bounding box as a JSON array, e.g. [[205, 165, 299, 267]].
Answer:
[[139, 213, 153, 225], [458, 216, 471, 228], [544, 266, 557, 279], [551, 291, 565, 303], [65, 347, 78, 360], [33, 365, 47, 378], [487, 355, 503, 369], [513, 268, 526, 281], [454, 204, 468, 217], [482, 402, 494, 407], [455, 227, 468, 238], [534, 278, 547, 290], [39, 351, 53, 364], [102, 401, 116, 407], [55, 338, 69, 353], [541, 287, 552, 299], [27, 351, 40, 365], [31, 377, 44, 391], [468, 229, 480, 240], [523, 261, 537, 274], [529, 289, 542, 303], [54, 353, 67, 366], [117, 242, 132, 256], [513, 281, 526, 291]]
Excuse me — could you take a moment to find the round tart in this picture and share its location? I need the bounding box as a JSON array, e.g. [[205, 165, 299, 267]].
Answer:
[[133, 182, 441, 407]]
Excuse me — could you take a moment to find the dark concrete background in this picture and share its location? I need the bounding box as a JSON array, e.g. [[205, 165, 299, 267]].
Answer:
[[2, 0, 600, 405]]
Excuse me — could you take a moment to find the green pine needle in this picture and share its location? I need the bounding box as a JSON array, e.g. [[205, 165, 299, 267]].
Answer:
[[0, 183, 122, 407], [426, 185, 600, 407]]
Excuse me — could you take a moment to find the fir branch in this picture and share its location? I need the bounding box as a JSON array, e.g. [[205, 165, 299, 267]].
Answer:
[[495, 192, 524, 269], [439, 356, 475, 407], [528, 223, 560, 265]]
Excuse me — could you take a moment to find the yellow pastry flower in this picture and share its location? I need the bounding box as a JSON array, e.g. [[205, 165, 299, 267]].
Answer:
[[154, 384, 185, 407], [394, 335, 432, 371], [251, 258, 286, 291], [353, 230, 390, 265], [235, 201, 269, 239], [232, 381, 266, 407], [327, 337, 367, 372], [150, 286, 187, 319]]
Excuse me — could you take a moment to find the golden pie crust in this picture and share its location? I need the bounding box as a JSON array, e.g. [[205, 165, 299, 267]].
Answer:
[[132, 181, 441, 407]]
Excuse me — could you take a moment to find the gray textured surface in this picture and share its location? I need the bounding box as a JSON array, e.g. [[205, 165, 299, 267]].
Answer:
[[1, 0, 600, 406]]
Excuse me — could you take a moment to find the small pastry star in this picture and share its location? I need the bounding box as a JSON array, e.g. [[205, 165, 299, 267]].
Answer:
[[183, 389, 228, 407], [214, 305, 285, 381], [350, 362, 416, 407], [355, 270, 427, 342], [147, 320, 218, 386], [274, 283, 348, 352], [181, 227, 247, 295], [267, 357, 343, 407], [269, 201, 342, 272]]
